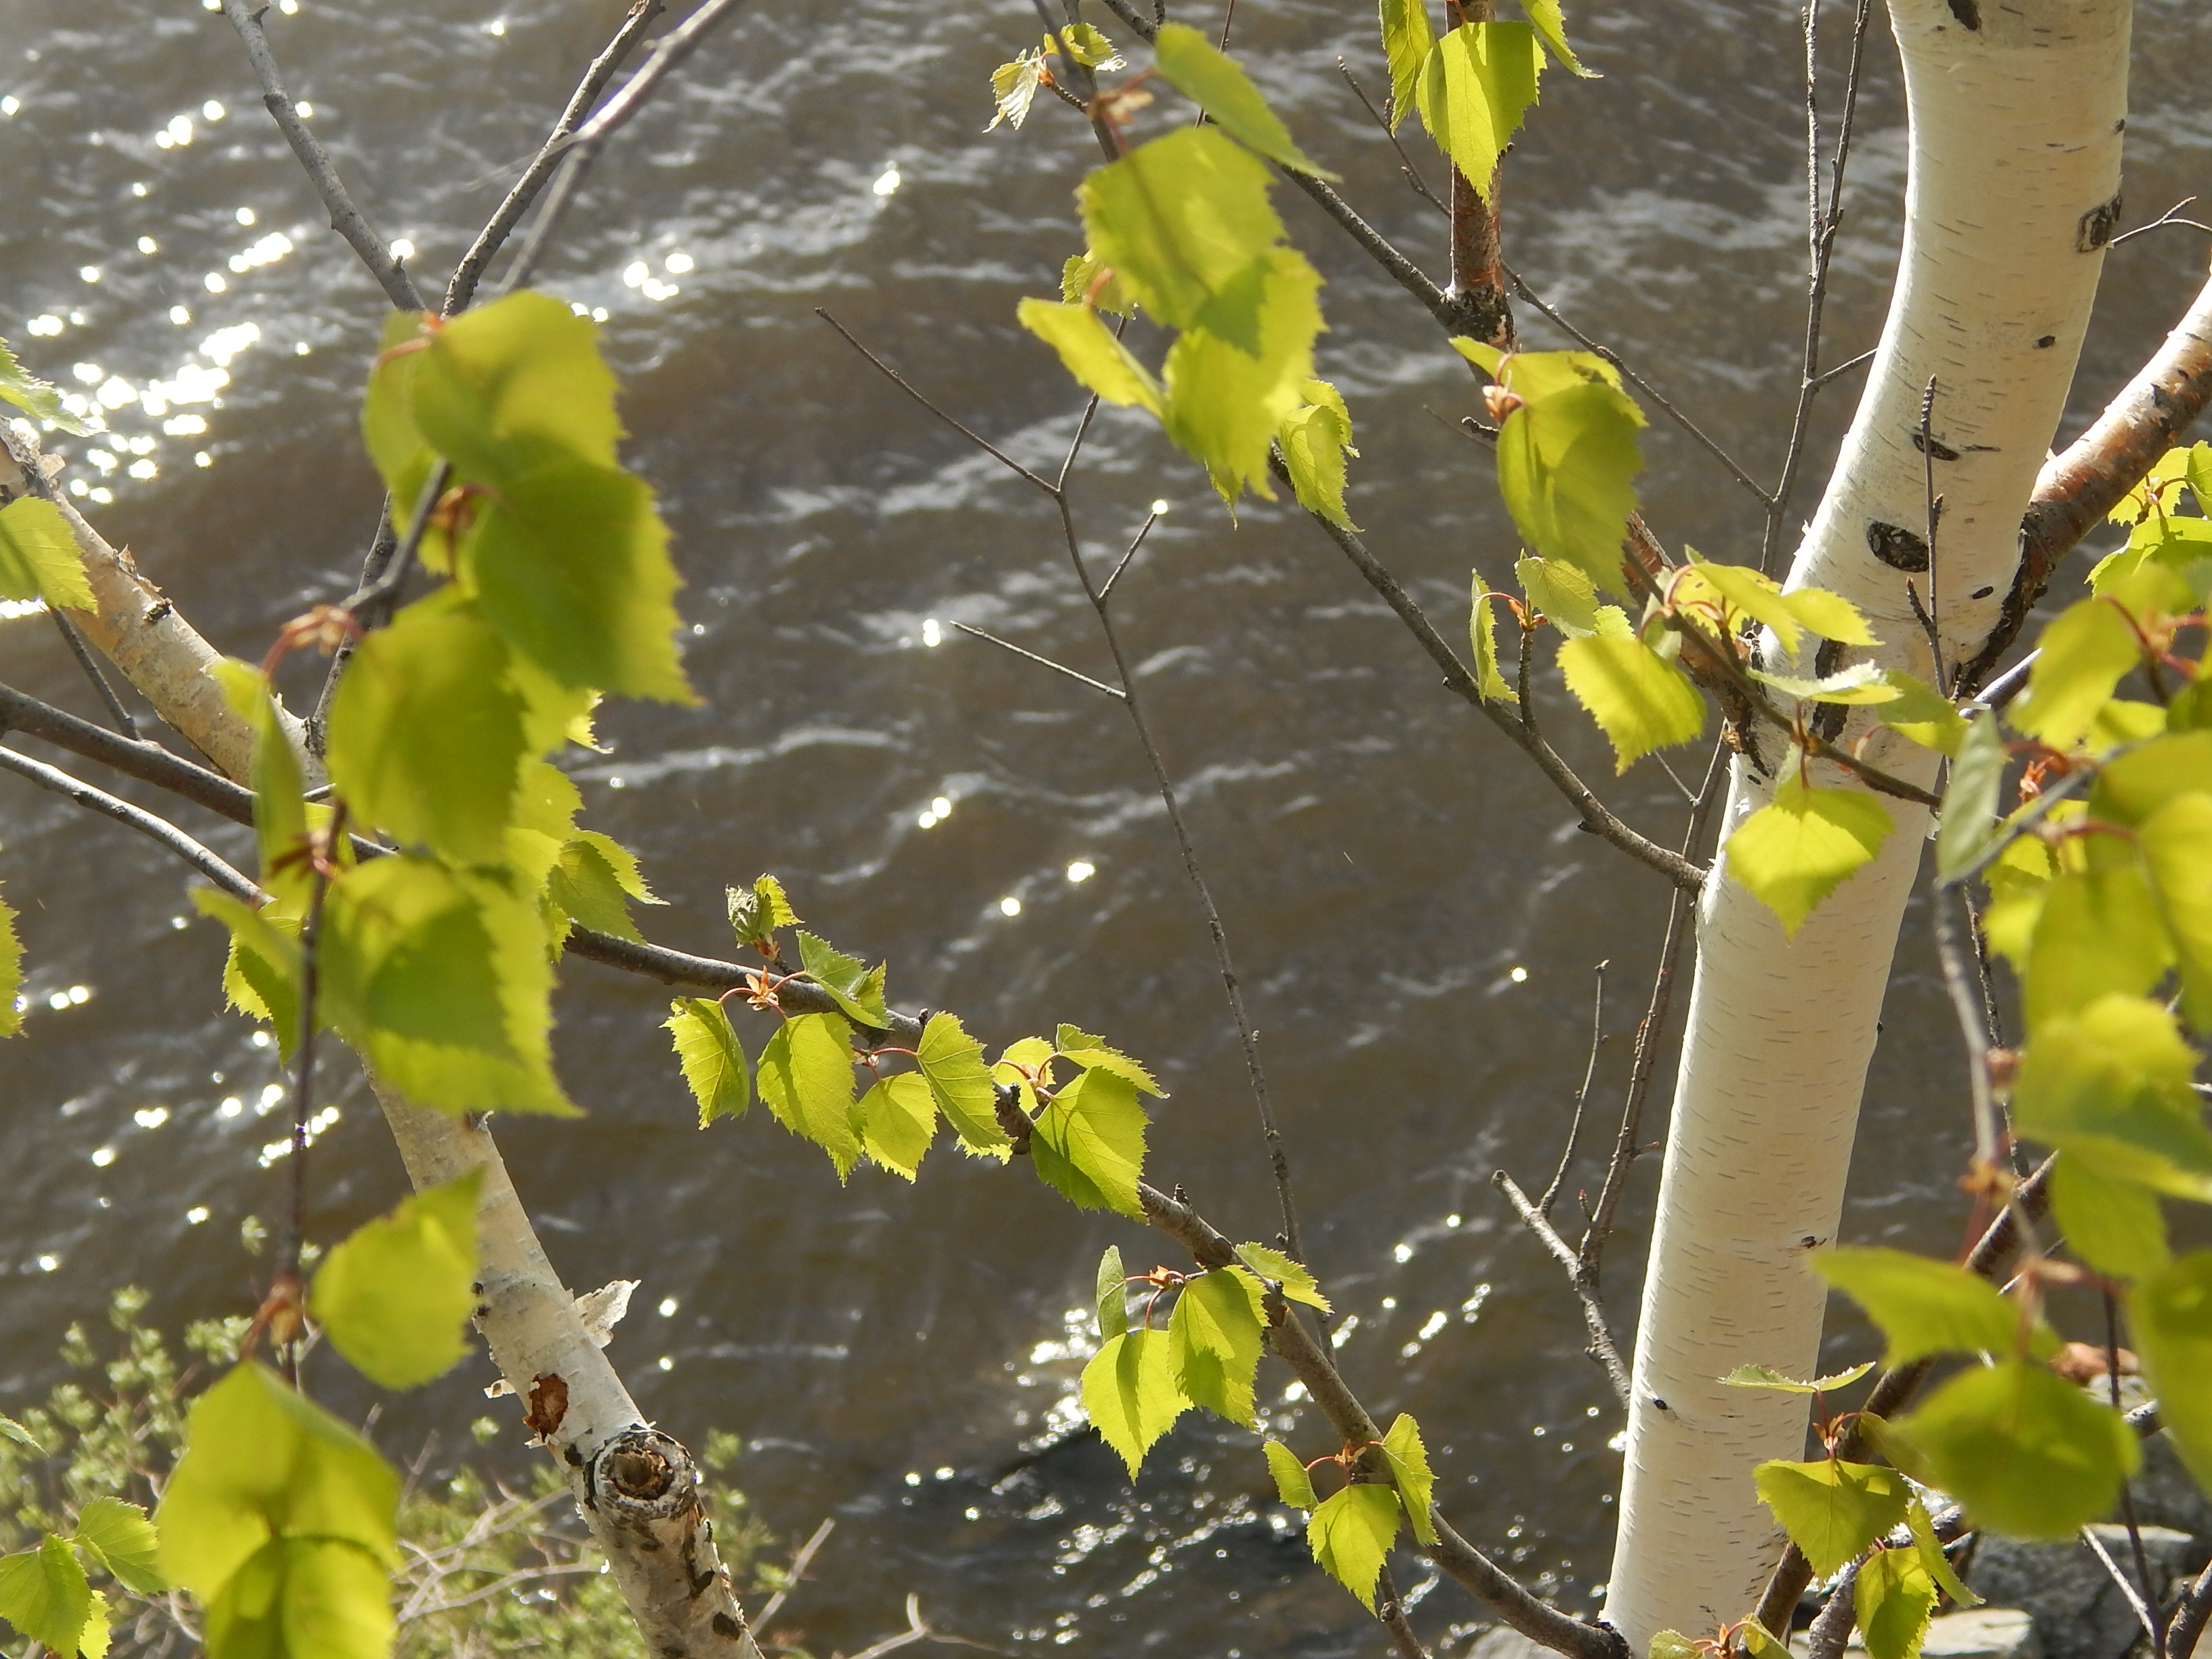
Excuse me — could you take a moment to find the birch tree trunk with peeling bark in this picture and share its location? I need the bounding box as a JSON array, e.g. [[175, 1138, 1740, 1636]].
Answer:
[[1603, 1, 2133, 1643]]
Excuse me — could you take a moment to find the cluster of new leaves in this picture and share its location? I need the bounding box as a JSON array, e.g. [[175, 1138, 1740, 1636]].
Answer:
[[1009, 27, 1357, 517], [667, 876, 1168, 1206], [0, 1480, 163, 1659], [1377, 0, 1592, 200], [1719, 448, 2212, 1659], [984, 22, 1122, 131]]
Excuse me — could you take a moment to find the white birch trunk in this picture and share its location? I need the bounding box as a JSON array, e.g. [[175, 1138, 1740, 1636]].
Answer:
[[1601, 2, 2132, 1644]]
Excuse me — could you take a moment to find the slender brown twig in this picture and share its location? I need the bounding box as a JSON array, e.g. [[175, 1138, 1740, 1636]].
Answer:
[[1539, 962, 1610, 1217], [0, 744, 261, 902]]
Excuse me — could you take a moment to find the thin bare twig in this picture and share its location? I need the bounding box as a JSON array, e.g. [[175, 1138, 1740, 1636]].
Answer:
[[752, 1517, 835, 1629], [1097, 508, 1162, 604], [1374, 1561, 1434, 1659], [2104, 1292, 2168, 1659], [949, 623, 1126, 699], [1336, 60, 1448, 216], [218, 0, 426, 310], [0, 743, 260, 902], [2082, 1523, 2163, 1655], [2110, 197, 2212, 249], [1494, 1170, 1633, 1407], [1932, 879, 2001, 1170], [815, 311, 1056, 495], [47, 611, 142, 741], [1538, 962, 1610, 1217]]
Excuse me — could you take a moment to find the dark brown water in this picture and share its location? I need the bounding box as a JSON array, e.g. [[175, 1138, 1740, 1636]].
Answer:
[[4, 1, 2209, 1652]]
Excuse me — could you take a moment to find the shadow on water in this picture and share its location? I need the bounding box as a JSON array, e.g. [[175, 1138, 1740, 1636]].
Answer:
[[2, 0, 2209, 1650]]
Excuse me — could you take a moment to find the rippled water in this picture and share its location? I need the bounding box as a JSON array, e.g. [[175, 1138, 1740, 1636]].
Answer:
[[4, 1, 2210, 1652]]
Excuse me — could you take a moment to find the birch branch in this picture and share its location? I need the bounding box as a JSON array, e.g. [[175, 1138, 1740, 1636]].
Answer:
[[0, 744, 262, 902]]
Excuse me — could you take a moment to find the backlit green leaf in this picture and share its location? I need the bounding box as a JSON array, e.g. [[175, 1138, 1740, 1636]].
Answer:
[[1494, 373, 1644, 594], [201, 1536, 394, 1659], [1381, 1412, 1438, 1545], [1097, 1246, 1129, 1342], [1168, 1267, 1265, 1426], [1727, 769, 1894, 939], [1081, 1330, 1190, 1479], [1057, 22, 1121, 69], [156, 1361, 398, 1601], [192, 890, 301, 1048], [1161, 247, 1324, 501], [1377, 0, 1435, 129], [411, 291, 621, 481], [1749, 662, 1899, 705], [1082, 127, 1285, 337], [666, 997, 750, 1126], [1031, 1066, 1147, 1218], [1752, 1458, 1908, 1578], [1934, 710, 2005, 883], [1264, 1440, 1317, 1509], [1813, 1246, 2056, 1365], [2088, 731, 2212, 827], [0, 1413, 39, 1450], [0, 497, 93, 611], [73, 1498, 163, 1596], [1721, 1361, 1875, 1395], [2130, 1250, 2212, 1490], [1054, 1025, 1164, 1095], [1879, 672, 1968, 757], [2011, 598, 2144, 750], [1059, 251, 1131, 316], [1236, 1242, 1330, 1311], [2013, 994, 2212, 1200], [210, 659, 309, 902], [0, 1535, 91, 1657], [1517, 554, 1600, 636], [1902, 1358, 2137, 1541], [1471, 567, 1515, 702], [1519, 0, 1593, 75], [1415, 22, 1542, 201], [361, 311, 436, 511], [1017, 300, 1164, 415], [1905, 1494, 1978, 1607], [856, 1073, 936, 1179], [1307, 1484, 1400, 1613], [729, 873, 800, 947], [1679, 555, 1804, 654], [2139, 792, 2212, 1031], [1557, 635, 1704, 771], [1648, 1635, 1701, 1659], [918, 1011, 1010, 1156], [546, 835, 647, 943], [1153, 24, 1334, 176], [0, 336, 87, 432], [0, 886, 20, 1040], [756, 1011, 861, 1179], [464, 458, 694, 703], [1854, 1545, 1936, 1659], [2021, 859, 2172, 1032], [310, 1173, 480, 1390], [796, 930, 889, 1029], [79, 1589, 108, 1659], [325, 594, 527, 865], [985, 51, 1048, 132], [1280, 384, 1358, 529], [2048, 1156, 2168, 1281]]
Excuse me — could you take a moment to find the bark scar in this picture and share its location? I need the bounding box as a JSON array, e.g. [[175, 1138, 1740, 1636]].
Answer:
[[523, 1372, 569, 1443], [1945, 0, 1980, 26], [1865, 520, 1931, 573], [2078, 192, 2124, 253]]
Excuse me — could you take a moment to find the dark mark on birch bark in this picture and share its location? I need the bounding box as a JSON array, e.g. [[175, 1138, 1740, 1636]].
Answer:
[[2079, 192, 2125, 252], [1866, 520, 1931, 571], [1946, 0, 1980, 26]]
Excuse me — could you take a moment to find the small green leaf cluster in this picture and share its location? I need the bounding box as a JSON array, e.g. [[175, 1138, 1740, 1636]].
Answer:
[[0, 1495, 163, 1658], [1011, 29, 1354, 514], [669, 884, 1168, 1200], [1378, 0, 1589, 205], [985, 23, 1123, 132], [1261, 1414, 1437, 1613]]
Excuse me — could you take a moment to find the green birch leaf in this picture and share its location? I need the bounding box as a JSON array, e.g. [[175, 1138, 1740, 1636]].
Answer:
[[1901, 1359, 2137, 1541], [1782, 587, 1876, 647], [1517, 0, 1593, 75], [1081, 1330, 1190, 1479], [79, 1589, 108, 1659], [728, 873, 800, 948], [0, 497, 93, 610], [1517, 554, 1601, 636], [547, 836, 646, 943], [918, 1012, 1008, 1157], [2139, 792, 2212, 1030], [1935, 710, 2005, 882], [1377, 0, 1435, 129], [0, 885, 20, 1039], [1097, 1246, 1129, 1342], [0, 1535, 91, 1657], [192, 890, 301, 1048], [361, 310, 436, 511], [1471, 567, 1515, 702], [2131, 1250, 2212, 1491], [1681, 554, 1805, 654], [1057, 22, 1121, 69], [1236, 1242, 1331, 1311], [325, 594, 528, 865], [1748, 662, 1900, 705], [0, 336, 88, 432], [995, 1036, 1059, 1090], [464, 458, 694, 704], [1727, 770, 1894, 938], [1751, 1458, 1909, 1578], [1853, 1547, 1937, 1659], [1161, 247, 1324, 502], [410, 290, 620, 481], [2021, 860, 2172, 1033], [1415, 22, 1543, 201], [1054, 1025, 1164, 1096], [1264, 1440, 1317, 1510], [1722, 1361, 1875, 1395], [1494, 376, 1644, 595], [1879, 672, 1969, 757], [856, 1072, 936, 1180], [2049, 1152, 2169, 1281], [1031, 1067, 1147, 1218], [1279, 392, 1358, 529], [1558, 635, 1706, 771], [2088, 731, 2212, 827], [985, 51, 1048, 132], [210, 659, 308, 902], [156, 1361, 400, 1600], [1168, 1267, 1265, 1426], [1905, 1494, 1979, 1607], [1081, 127, 1286, 335], [1059, 251, 1131, 317], [795, 930, 889, 1028], [73, 1498, 163, 1596], [1814, 1246, 2057, 1365], [310, 1172, 481, 1390], [1307, 1484, 1400, 1613], [202, 1536, 394, 1659], [1153, 24, 1335, 176], [2013, 994, 2212, 1200], [665, 997, 750, 1126], [1740, 1620, 1790, 1659], [1649, 1636, 1701, 1659], [0, 1412, 39, 1450], [1017, 300, 1164, 415], [756, 1012, 861, 1179], [2011, 598, 2144, 750], [1381, 1413, 1438, 1546]]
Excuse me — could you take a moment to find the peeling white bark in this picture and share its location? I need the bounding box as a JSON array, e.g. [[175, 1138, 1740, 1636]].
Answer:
[[1601, 1, 2132, 1645]]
